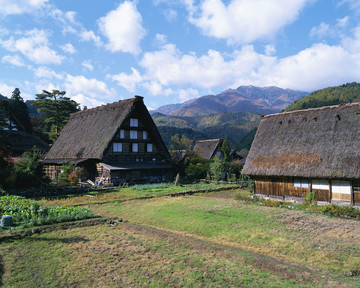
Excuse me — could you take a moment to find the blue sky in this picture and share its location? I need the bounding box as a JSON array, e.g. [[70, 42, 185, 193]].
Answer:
[[0, 0, 360, 109]]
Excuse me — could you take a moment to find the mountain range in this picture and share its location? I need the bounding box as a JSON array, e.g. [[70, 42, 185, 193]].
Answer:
[[152, 85, 309, 117]]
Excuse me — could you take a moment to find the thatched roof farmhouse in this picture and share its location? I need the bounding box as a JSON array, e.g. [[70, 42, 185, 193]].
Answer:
[[193, 139, 224, 160], [243, 102, 360, 205], [44, 96, 173, 184], [1, 99, 48, 156]]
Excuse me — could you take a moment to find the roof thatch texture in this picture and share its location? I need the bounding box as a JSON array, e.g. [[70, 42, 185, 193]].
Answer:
[[45, 97, 140, 161], [193, 139, 223, 160], [10, 131, 49, 153], [243, 102, 360, 179]]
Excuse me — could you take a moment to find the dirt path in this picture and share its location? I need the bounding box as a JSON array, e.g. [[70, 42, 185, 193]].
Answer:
[[116, 222, 352, 287]]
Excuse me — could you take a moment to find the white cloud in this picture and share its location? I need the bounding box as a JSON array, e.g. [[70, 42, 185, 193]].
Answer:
[[71, 94, 105, 109], [185, 0, 312, 44], [265, 45, 276, 56], [310, 17, 349, 39], [0, 29, 64, 65], [178, 88, 200, 101], [34, 66, 63, 79], [50, 8, 102, 47], [0, 0, 48, 16], [98, 1, 146, 54], [80, 30, 102, 46], [163, 8, 177, 22], [111, 67, 143, 92], [65, 75, 117, 101], [2, 54, 24, 66], [61, 43, 77, 54], [82, 60, 94, 71], [0, 82, 16, 96]]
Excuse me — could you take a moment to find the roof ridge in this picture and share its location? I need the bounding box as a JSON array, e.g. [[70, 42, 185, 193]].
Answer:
[[264, 101, 360, 118]]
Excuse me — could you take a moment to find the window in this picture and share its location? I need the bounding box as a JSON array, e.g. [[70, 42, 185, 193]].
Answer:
[[132, 143, 138, 152], [293, 178, 309, 188], [332, 180, 351, 194], [143, 131, 147, 140], [113, 143, 122, 152], [147, 143, 153, 152], [312, 180, 329, 190], [120, 129, 125, 139], [130, 118, 138, 127], [130, 130, 137, 139]]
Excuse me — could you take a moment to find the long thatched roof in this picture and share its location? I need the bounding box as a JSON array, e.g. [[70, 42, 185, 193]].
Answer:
[[243, 102, 360, 180], [45, 96, 147, 161]]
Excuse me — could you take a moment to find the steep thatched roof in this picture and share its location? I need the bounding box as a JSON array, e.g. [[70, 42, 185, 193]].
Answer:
[[45, 96, 164, 161], [10, 131, 49, 154], [243, 102, 360, 180], [193, 139, 223, 160]]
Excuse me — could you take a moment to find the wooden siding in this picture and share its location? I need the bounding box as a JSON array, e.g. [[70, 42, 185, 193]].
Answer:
[[254, 177, 308, 198]]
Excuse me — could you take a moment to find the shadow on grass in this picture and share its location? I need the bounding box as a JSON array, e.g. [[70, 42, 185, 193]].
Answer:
[[0, 235, 89, 244], [24, 236, 89, 244], [0, 255, 4, 287]]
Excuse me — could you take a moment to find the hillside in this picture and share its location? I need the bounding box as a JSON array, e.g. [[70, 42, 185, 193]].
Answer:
[[152, 112, 261, 151], [152, 85, 308, 117], [285, 82, 360, 111]]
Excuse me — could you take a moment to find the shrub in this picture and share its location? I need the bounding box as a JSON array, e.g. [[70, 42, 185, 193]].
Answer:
[[58, 162, 76, 184], [303, 190, 317, 206]]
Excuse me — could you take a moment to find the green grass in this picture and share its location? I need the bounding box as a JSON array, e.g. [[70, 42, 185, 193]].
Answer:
[[91, 196, 360, 280], [39, 182, 239, 206], [0, 224, 327, 287]]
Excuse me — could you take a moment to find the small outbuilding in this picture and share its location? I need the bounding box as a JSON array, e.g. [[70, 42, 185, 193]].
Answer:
[[193, 139, 224, 160], [242, 102, 360, 206], [44, 96, 173, 185]]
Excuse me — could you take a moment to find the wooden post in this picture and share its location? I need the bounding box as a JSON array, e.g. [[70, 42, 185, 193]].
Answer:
[[329, 180, 332, 203], [351, 181, 355, 205]]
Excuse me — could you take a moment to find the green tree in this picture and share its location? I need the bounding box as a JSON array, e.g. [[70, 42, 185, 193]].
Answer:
[[221, 136, 231, 163], [170, 134, 194, 176], [221, 136, 231, 178], [210, 156, 224, 180], [9, 88, 32, 132], [32, 90, 79, 142], [0, 100, 9, 152], [13, 149, 48, 187]]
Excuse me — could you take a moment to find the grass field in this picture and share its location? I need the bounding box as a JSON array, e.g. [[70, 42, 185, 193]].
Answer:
[[1, 189, 360, 287]]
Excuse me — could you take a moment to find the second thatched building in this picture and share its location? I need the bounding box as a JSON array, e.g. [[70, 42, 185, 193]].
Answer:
[[242, 102, 360, 206], [44, 96, 173, 185]]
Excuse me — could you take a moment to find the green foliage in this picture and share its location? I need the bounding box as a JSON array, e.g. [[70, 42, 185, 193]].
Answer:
[[170, 133, 193, 151], [209, 156, 224, 180], [153, 112, 261, 149], [13, 149, 48, 188], [285, 82, 360, 111], [32, 90, 79, 142], [229, 160, 243, 179], [0, 195, 96, 226], [185, 156, 211, 180], [9, 88, 32, 133], [0, 100, 9, 152], [235, 193, 360, 220], [302, 190, 317, 206], [58, 162, 76, 185], [221, 136, 231, 164]]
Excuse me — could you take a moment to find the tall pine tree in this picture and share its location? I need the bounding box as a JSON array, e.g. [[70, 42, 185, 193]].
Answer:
[[32, 90, 79, 142]]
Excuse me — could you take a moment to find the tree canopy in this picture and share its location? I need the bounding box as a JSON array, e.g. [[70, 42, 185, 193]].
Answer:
[[32, 90, 79, 142], [285, 82, 360, 111]]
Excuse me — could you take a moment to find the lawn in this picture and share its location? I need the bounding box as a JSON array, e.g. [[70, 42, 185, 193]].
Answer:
[[1, 189, 359, 287], [39, 182, 239, 206]]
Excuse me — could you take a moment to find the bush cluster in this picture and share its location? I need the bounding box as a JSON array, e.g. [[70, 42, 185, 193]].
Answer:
[[235, 193, 360, 219], [0, 195, 96, 227]]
